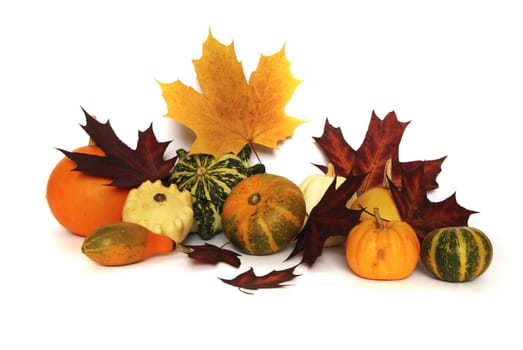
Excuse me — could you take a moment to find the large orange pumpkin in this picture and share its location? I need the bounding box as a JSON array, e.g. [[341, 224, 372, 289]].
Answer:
[[46, 145, 129, 237], [221, 173, 306, 255], [345, 208, 420, 280]]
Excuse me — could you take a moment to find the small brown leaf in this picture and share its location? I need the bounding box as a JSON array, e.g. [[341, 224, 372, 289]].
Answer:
[[183, 243, 241, 268], [219, 266, 300, 293]]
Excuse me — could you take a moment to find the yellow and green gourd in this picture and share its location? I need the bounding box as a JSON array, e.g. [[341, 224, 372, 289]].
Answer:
[[420, 226, 493, 282]]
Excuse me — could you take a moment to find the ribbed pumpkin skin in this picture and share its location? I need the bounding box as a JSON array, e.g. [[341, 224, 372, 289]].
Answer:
[[345, 219, 420, 280], [169, 146, 264, 240], [221, 174, 306, 255], [421, 226, 493, 282]]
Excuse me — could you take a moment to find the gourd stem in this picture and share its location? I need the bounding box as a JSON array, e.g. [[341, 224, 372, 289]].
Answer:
[[196, 166, 207, 176], [358, 205, 391, 223], [374, 207, 385, 231], [153, 193, 167, 202], [248, 193, 261, 205], [176, 244, 192, 254]]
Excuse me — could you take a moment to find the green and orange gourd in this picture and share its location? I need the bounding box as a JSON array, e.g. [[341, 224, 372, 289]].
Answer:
[[221, 173, 306, 255], [168, 145, 265, 240], [82, 222, 176, 266], [420, 226, 493, 282]]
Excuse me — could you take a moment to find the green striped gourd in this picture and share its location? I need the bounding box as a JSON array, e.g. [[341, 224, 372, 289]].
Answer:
[[420, 226, 493, 282], [221, 173, 306, 255], [168, 144, 265, 240]]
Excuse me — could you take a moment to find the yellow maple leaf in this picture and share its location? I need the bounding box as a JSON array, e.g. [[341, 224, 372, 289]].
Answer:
[[158, 30, 305, 158]]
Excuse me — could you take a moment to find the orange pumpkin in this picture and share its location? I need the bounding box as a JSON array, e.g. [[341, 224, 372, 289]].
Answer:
[[46, 145, 129, 237], [221, 173, 306, 255], [345, 208, 420, 280]]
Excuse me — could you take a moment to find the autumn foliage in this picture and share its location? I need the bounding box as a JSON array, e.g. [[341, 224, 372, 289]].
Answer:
[[60, 108, 176, 189], [158, 30, 305, 158], [312, 111, 476, 242], [49, 30, 481, 291]]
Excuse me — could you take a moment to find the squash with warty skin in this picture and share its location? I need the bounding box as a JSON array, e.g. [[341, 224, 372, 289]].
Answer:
[[420, 226, 493, 282], [122, 180, 194, 244], [168, 144, 265, 240]]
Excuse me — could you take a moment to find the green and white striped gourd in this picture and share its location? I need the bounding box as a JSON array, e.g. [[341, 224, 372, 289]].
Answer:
[[168, 144, 265, 240], [420, 226, 493, 282]]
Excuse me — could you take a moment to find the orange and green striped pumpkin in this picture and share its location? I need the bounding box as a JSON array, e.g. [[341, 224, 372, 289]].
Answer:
[[420, 226, 493, 282], [221, 173, 306, 255]]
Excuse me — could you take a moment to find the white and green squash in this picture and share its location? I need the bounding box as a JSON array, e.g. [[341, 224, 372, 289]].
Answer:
[[420, 226, 493, 282], [168, 144, 265, 240]]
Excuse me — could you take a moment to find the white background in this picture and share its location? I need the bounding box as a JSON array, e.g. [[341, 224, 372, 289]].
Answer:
[[1, 1, 521, 349]]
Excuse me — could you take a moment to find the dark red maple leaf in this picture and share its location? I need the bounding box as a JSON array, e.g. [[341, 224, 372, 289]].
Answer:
[[313, 118, 357, 176], [286, 172, 364, 266], [400, 157, 447, 191], [183, 243, 241, 268], [219, 266, 300, 294], [58, 108, 176, 188], [352, 111, 409, 191], [390, 163, 478, 241], [313, 112, 445, 193]]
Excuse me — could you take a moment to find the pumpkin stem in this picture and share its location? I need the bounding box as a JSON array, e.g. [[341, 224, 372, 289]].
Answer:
[[357, 205, 391, 223], [248, 193, 261, 205], [374, 207, 385, 230], [196, 166, 207, 176]]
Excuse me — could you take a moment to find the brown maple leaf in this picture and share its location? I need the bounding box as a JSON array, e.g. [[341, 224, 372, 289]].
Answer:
[[158, 30, 305, 158], [183, 243, 241, 268], [314, 112, 445, 194], [58, 108, 176, 188], [400, 157, 447, 191], [390, 163, 478, 241], [219, 266, 300, 294], [287, 172, 364, 266]]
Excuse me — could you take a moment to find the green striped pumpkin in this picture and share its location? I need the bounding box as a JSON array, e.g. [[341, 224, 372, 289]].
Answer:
[[421, 226, 493, 282], [168, 144, 265, 240], [221, 173, 306, 255]]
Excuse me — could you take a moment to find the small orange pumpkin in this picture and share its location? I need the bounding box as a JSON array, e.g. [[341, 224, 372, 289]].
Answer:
[[345, 208, 420, 280], [221, 173, 306, 255]]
